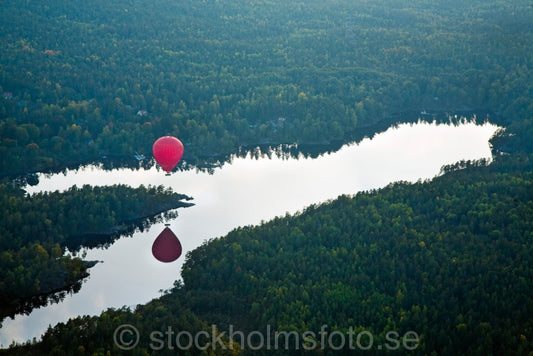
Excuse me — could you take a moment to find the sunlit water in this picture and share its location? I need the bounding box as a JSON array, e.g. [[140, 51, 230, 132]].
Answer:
[[0, 120, 499, 347]]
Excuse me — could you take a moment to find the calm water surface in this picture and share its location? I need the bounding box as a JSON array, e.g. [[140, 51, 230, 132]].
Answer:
[[0, 121, 498, 347]]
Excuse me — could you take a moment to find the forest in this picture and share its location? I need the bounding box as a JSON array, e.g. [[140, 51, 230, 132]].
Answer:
[[1, 0, 532, 175], [1, 0, 533, 354]]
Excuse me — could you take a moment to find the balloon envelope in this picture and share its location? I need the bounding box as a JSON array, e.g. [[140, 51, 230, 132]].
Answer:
[[152, 227, 182, 263], [152, 136, 184, 172]]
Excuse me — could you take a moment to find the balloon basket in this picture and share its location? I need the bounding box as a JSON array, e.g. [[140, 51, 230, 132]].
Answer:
[[165, 172, 171, 176]]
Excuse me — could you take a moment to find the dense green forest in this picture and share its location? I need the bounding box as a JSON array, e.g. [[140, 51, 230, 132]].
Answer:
[[1, 0, 533, 354], [1, 0, 532, 175], [0, 184, 191, 323]]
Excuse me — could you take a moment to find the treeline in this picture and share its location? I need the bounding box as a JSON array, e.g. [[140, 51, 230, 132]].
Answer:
[[0, 184, 191, 322], [4, 300, 238, 355], [1, 0, 533, 175]]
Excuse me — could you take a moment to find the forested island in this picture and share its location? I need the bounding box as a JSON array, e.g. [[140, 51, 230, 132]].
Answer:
[[1, 0, 533, 354]]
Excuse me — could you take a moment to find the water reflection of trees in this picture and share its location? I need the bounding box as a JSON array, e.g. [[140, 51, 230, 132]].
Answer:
[[64, 210, 179, 252], [0, 278, 83, 327], [0, 181, 189, 322], [15, 112, 497, 184], [0, 209, 179, 323]]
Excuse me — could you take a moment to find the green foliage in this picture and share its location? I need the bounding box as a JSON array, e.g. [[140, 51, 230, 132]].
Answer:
[[6, 303, 239, 356], [174, 156, 533, 355], [1, 0, 533, 175]]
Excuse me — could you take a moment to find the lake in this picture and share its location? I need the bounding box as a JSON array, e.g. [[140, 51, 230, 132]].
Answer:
[[0, 120, 499, 347]]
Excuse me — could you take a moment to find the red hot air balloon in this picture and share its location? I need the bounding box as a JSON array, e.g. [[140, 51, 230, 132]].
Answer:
[[152, 136, 184, 174], [152, 227, 182, 263]]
